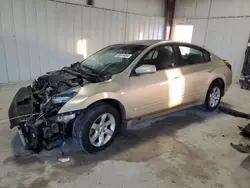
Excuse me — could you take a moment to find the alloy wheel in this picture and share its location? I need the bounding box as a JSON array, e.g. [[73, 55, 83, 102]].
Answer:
[[89, 113, 116, 147], [209, 87, 221, 108]]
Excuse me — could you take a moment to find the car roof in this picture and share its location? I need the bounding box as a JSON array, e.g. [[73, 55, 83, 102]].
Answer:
[[120, 40, 209, 52], [124, 40, 193, 47], [124, 40, 167, 46]]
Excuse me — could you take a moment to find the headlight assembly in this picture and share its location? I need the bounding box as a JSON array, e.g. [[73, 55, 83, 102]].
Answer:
[[51, 87, 80, 104], [51, 96, 72, 104]]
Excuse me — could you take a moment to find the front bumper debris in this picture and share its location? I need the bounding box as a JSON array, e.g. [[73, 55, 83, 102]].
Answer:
[[8, 86, 35, 129]]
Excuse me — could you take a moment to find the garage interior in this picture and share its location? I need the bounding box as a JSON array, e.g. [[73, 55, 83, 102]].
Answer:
[[0, 0, 250, 187]]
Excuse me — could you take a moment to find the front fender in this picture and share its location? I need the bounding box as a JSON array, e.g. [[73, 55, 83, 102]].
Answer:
[[58, 91, 124, 114]]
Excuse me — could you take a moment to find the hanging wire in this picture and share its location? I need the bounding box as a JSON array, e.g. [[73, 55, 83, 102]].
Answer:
[[0, 113, 42, 124]]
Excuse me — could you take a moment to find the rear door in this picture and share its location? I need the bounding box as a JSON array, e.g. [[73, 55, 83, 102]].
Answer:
[[175, 44, 213, 102]]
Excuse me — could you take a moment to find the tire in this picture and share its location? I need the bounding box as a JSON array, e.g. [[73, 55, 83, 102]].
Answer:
[[73, 102, 120, 153], [203, 82, 223, 111]]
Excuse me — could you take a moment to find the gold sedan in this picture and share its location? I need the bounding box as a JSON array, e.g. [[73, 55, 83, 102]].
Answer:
[[61, 40, 232, 153]]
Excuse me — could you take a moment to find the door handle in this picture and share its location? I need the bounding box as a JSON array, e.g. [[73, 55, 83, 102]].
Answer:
[[207, 68, 213, 73], [173, 77, 180, 80]]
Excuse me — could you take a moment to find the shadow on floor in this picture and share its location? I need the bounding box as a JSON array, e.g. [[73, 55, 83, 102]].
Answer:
[[5, 107, 219, 169], [220, 101, 233, 108], [241, 155, 250, 172]]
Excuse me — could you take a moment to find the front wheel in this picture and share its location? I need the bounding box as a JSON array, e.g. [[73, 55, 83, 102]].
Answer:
[[73, 102, 120, 153], [204, 83, 223, 111]]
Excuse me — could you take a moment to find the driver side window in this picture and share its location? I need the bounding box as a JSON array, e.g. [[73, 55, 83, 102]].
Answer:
[[137, 45, 175, 71], [144, 51, 158, 60]]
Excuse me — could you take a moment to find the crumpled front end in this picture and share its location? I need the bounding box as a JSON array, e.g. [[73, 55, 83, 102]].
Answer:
[[8, 70, 83, 151], [9, 86, 35, 129], [8, 61, 111, 152], [8, 84, 78, 152]]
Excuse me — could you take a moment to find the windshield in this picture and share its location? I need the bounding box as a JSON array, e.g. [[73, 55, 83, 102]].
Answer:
[[81, 44, 147, 75]]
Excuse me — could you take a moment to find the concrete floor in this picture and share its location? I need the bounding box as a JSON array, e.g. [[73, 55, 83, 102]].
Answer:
[[0, 82, 250, 188]]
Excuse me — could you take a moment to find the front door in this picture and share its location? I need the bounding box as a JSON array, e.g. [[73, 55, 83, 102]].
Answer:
[[123, 45, 177, 119]]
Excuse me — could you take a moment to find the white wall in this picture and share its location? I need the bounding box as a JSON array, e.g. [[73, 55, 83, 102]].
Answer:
[[174, 0, 250, 82], [58, 0, 165, 16], [0, 0, 165, 83]]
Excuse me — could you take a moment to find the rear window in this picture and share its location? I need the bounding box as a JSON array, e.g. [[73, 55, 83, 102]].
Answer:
[[178, 45, 211, 66]]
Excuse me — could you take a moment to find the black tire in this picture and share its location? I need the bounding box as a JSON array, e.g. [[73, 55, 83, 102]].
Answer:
[[73, 102, 120, 153], [203, 82, 223, 111]]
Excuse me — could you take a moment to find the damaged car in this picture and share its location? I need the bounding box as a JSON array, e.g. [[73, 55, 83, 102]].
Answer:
[[9, 40, 232, 153]]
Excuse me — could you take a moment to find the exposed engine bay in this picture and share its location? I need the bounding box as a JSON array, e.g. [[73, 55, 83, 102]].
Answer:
[[8, 62, 110, 152]]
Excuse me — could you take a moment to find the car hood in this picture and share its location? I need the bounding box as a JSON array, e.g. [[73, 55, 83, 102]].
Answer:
[[33, 70, 80, 93], [32, 62, 110, 98], [38, 69, 78, 83]]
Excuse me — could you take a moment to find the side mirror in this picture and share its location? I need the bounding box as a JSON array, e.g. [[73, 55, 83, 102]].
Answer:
[[135, 65, 156, 75]]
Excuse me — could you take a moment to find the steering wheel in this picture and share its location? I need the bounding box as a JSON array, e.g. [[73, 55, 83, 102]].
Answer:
[[100, 62, 125, 74]]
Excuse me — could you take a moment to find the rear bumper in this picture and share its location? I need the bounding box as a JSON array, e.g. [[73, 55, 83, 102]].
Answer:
[[224, 69, 233, 94], [8, 86, 34, 129]]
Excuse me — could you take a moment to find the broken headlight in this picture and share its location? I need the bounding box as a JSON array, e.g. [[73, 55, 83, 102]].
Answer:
[[51, 87, 80, 104], [52, 96, 73, 104]]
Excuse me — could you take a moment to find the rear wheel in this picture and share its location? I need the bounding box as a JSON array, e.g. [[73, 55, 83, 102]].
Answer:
[[204, 82, 223, 111], [73, 102, 120, 153]]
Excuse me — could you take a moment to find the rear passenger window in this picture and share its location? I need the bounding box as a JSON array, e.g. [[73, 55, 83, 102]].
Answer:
[[178, 45, 209, 66], [203, 50, 211, 62]]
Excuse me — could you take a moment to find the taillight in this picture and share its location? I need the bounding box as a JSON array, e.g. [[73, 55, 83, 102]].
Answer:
[[223, 60, 232, 70]]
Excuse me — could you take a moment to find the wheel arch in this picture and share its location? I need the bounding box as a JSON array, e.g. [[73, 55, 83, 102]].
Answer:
[[90, 99, 126, 122], [85, 98, 128, 132], [209, 77, 225, 96], [200, 77, 226, 105], [202, 77, 225, 111]]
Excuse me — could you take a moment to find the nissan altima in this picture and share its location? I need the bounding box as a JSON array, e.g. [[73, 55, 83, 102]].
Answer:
[[9, 40, 232, 153]]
